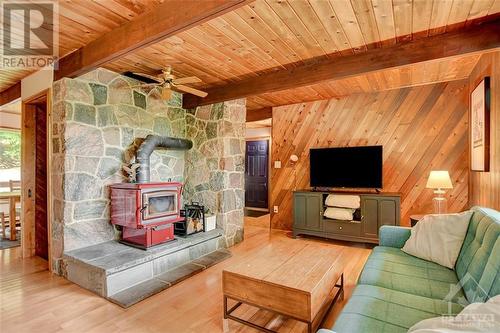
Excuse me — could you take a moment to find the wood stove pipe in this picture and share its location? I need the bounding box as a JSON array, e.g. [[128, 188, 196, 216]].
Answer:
[[136, 135, 193, 183]]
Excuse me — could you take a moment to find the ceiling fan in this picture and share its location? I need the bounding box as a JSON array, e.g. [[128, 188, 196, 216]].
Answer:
[[126, 66, 208, 101]]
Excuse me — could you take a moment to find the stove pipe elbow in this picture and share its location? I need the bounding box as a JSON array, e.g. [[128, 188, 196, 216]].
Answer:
[[136, 135, 193, 183]]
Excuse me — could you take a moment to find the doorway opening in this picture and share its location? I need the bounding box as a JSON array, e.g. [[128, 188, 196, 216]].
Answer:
[[0, 100, 22, 251], [22, 91, 51, 267]]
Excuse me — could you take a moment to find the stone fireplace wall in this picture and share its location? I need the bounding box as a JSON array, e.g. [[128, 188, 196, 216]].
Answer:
[[51, 69, 187, 269], [184, 100, 246, 247], [50, 68, 246, 271]]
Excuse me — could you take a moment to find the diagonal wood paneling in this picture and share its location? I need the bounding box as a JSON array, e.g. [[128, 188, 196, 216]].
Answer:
[[469, 51, 500, 210], [270, 80, 470, 230]]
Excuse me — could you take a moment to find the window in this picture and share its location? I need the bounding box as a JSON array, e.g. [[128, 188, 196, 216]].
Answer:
[[0, 129, 21, 192]]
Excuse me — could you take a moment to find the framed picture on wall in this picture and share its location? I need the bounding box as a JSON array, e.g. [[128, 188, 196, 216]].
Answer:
[[470, 77, 491, 172]]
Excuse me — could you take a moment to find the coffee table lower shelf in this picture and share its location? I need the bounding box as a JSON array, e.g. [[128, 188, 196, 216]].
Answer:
[[223, 273, 344, 333]]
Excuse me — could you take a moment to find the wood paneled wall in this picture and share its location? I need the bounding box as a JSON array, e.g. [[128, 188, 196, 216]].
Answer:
[[469, 51, 500, 210], [271, 80, 470, 230]]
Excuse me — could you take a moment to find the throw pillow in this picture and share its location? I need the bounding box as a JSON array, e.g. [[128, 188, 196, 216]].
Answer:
[[323, 207, 355, 221], [402, 211, 473, 269], [325, 195, 360, 209], [408, 295, 500, 332]]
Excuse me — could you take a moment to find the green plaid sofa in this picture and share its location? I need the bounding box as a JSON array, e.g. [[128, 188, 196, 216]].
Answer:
[[319, 206, 500, 333]]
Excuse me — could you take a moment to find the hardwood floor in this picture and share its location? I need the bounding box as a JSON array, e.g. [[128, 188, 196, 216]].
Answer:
[[0, 223, 372, 333]]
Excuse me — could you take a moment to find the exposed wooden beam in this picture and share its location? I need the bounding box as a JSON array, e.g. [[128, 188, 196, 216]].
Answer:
[[0, 83, 21, 107], [54, 0, 252, 80], [183, 19, 500, 109], [247, 107, 272, 122]]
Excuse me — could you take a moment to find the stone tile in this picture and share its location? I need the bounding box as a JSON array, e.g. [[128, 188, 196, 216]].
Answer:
[[64, 241, 128, 262], [121, 127, 134, 147], [115, 105, 139, 126], [156, 263, 203, 285], [105, 147, 123, 160], [97, 106, 118, 127], [153, 117, 171, 135], [106, 261, 154, 296], [108, 78, 132, 104], [73, 200, 108, 220], [103, 127, 120, 146], [89, 83, 107, 105], [97, 157, 121, 180], [188, 238, 219, 260], [167, 107, 184, 121], [65, 123, 103, 157], [64, 219, 115, 251], [64, 259, 106, 297], [91, 247, 153, 273], [74, 103, 96, 125], [133, 90, 146, 109], [152, 248, 190, 275], [74, 156, 100, 174], [108, 278, 170, 308], [191, 249, 232, 268], [64, 173, 102, 201], [97, 68, 119, 84]]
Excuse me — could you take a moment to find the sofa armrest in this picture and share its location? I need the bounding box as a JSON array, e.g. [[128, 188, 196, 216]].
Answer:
[[379, 225, 411, 248]]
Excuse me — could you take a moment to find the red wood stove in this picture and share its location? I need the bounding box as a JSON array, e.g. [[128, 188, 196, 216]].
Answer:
[[110, 182, 183, 248]]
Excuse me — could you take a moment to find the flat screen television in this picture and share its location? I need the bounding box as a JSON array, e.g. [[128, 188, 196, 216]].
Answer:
[[310, 146, 383, 189]]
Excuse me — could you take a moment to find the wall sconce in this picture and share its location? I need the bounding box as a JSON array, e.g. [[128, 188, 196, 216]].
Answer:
[[290, 154, 299, 190]]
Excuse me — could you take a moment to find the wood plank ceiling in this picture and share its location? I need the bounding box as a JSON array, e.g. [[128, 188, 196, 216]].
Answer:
[[1, 0, 499, 110], [0, 0, 163, 91], [103, 0, 500, 110]]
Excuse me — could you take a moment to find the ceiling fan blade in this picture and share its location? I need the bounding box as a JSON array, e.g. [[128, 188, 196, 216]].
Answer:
[[172, 76, 202, 85], [130, 83, 160, 88], [161, 87, 172, 100], [131, 72, 164, 83], [174, 84, 208, 98]]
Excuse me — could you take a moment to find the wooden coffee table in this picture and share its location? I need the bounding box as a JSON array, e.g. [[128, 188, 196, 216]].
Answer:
[[222, 242, 345, 332]]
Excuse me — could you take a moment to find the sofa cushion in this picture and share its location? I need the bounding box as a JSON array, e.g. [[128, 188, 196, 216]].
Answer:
[[455, 206, 500, 303], [332, 285, 464, 333], [358, 246, 467, 303]]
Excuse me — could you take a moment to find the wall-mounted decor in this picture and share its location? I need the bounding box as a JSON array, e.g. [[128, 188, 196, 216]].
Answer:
[[471, 77, 491, 172]]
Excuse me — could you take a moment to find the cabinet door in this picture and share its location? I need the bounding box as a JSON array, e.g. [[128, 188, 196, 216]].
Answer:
[[361, 197, 378, 238], [305, 194, 322, 231], [379, 198, 399, 227], [293, 194, 307, 229]]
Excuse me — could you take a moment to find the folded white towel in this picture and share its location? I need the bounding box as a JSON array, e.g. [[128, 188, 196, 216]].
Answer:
[[324, 207, 355, 221], [325, 194, 360, 209]]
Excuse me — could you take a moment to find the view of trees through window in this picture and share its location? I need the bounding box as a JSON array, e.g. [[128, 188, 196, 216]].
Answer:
[[0, 130, 21, 188], [0, 130, 20, 169]]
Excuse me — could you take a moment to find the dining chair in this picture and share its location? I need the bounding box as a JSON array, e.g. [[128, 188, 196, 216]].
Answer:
[[8, 180, 22, 240], [9, 180, 21, 191]]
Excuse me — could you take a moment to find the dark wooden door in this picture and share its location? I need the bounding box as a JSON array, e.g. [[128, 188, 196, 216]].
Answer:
[[35, 104, 48, 260], [245, 140, 268, 209]]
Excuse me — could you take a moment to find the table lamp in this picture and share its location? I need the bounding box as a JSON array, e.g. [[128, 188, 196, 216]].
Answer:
[[426, 170, 453, 214]]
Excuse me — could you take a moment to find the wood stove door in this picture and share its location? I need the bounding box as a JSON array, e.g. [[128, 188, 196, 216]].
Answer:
[[142, 190, 178, 221]]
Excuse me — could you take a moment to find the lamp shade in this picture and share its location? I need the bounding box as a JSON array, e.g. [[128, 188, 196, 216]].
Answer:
[[426, 171, 453, 189]]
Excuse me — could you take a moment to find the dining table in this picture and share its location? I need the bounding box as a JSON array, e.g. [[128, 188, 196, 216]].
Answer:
[[0, 191, 21, 241]]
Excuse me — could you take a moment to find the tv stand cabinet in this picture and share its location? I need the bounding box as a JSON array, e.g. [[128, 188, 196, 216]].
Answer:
[[293, 190, 400, 244]]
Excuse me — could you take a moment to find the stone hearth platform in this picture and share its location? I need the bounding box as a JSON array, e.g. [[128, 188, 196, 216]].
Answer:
[[62, 229, 229, 307]]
